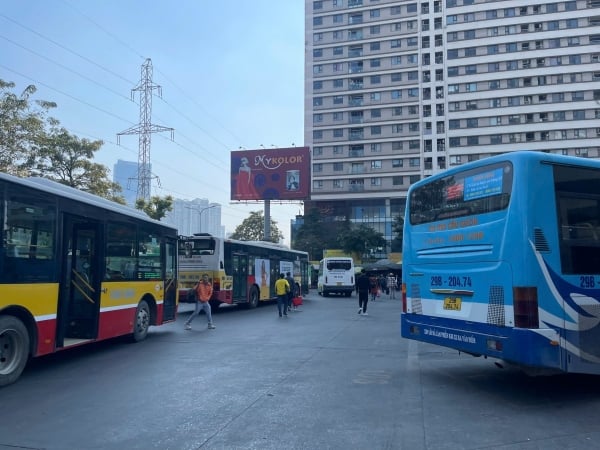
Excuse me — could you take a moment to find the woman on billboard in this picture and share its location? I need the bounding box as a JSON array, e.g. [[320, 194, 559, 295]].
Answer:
[[235, 157, 259, 199]]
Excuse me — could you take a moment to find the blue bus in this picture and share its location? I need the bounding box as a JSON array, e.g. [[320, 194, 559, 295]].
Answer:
[[401, 151, 600, 375]]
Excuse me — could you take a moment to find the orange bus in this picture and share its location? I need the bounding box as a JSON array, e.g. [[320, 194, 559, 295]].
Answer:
[[0, 173, 178, 386]]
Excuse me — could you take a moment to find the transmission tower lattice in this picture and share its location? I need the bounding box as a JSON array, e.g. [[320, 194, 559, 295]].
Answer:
[[117, 58, 174, 202]]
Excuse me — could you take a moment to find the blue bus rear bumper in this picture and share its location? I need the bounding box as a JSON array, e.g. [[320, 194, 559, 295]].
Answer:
[[401, 313, 563, 372]]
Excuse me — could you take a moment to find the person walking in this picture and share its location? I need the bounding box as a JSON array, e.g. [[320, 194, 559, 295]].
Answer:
[[356, 269, 371, 316], [184, 273, 216, 330], [387, 273, 397, 299], [285, 271, 296, 312], [275, 273, 290, 318], [369, 275, 378, 302]]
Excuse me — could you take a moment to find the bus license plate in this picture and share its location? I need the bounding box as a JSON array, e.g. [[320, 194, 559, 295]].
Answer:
[[443, 297, 462, 311]]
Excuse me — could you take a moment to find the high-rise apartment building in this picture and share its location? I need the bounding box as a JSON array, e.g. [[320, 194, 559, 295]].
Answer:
[[305, 0, 600, 253], [163, 198, 223, 237]]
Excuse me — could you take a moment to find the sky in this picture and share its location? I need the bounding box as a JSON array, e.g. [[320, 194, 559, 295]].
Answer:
[[0, 0, 305, 244]]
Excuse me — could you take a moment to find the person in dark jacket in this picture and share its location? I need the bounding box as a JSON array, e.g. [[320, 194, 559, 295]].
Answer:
[[285, 272, 296, 312], [355, 269, 371, 316]]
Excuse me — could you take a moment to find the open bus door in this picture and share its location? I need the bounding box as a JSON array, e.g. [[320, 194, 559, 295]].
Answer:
[[57, 215, 103, 348]]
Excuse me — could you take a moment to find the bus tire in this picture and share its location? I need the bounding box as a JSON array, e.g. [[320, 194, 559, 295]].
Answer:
[[0, 315, 30, 387], [132, 300, 150, 342], [248, 287, 259, 309]]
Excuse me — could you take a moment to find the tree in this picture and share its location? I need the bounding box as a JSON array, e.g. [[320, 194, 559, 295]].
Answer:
[[337, 224, 386, 261], [0, 79, 57, 176], [135, 196, 174, 220], [230, 210, 284, 243], [293, 206, 354, 260], [0, 79, 124, 204], [34, 127, 126, 204], [390, 215, 405, 252]]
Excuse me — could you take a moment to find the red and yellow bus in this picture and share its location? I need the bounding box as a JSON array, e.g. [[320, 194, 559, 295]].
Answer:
[[178, 233, 309, 308], [0, 173, 178, 386]]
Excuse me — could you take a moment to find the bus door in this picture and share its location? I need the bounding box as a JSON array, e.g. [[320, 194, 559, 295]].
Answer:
[[232, 252, 248, 301], [57, 215, 103, 347], [162, 237, 177, 321]]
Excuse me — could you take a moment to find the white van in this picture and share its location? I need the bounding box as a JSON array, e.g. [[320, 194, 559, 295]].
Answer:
[[317, 257, 355, 297]]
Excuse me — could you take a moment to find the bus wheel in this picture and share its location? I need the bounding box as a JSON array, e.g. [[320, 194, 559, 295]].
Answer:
[[132, 300, 150, 342], [248, 287, 259, 309], [0, 316, 30, 387]]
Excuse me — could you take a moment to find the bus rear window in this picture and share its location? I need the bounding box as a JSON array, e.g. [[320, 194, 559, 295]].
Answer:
[[409, 161, 513, 225], [327, 260, 352, 271]]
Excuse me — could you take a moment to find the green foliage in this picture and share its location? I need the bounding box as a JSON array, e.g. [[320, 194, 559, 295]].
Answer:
[[0, 78, 125, 204], [0, 80, 57, 176], [293, 207, 335, 260], [230, 210, 283, 243], [34, 127, 125, 203], [135, 196, 174, 220], [337, 224, 386, 259], [390, 215, 404, 252]]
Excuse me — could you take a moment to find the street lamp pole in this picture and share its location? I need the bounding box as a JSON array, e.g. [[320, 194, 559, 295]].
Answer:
[[186, 204, 217, 234]]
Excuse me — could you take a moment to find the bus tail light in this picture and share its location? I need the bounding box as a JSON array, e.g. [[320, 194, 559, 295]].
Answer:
[[513, 287, 539, 328], [402, 283, 407, 312]]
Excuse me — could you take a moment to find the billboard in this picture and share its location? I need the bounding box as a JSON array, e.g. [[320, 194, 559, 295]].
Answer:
[[231, 147, 310, 201]]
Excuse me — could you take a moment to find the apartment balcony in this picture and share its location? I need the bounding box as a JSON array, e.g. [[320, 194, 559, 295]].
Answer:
[[349, 150, 365, 158]]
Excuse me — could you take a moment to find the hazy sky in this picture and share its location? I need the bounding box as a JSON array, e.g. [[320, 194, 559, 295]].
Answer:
[[1, 0, 305, 243]]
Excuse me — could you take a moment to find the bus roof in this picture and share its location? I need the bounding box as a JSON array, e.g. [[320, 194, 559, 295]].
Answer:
[[182, 233, 308, 256], [0, 172, 175, 230]]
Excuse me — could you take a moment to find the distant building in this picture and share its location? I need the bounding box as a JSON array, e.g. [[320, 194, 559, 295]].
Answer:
[[163, 198, 223, 237], [113, 160, 151, 207]]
